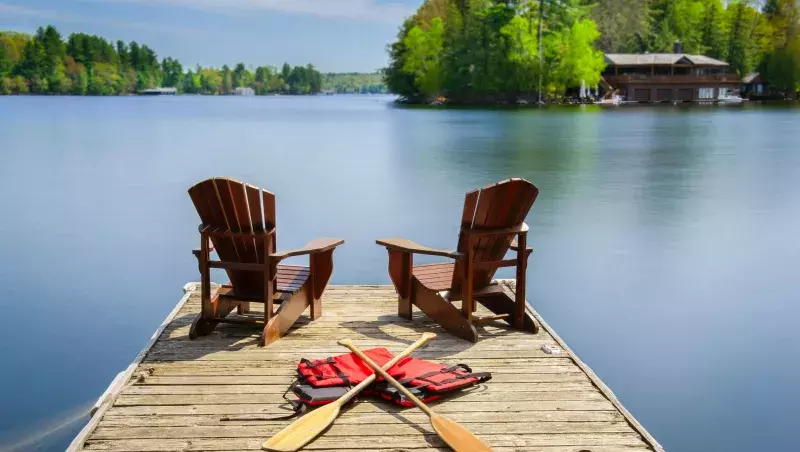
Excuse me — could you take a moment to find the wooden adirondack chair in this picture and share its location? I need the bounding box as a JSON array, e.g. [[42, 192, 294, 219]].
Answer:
[[377, 178, 539, 342], [188, 177, 344, 346]]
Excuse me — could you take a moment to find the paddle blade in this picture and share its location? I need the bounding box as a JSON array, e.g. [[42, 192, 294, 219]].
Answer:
[[262, 403, 340, 452], [431, 413, 493, 452]]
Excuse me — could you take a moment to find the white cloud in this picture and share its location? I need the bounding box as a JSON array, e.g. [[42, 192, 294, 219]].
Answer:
[[0, 2, 201, 36], [96, 0, 416, 23]]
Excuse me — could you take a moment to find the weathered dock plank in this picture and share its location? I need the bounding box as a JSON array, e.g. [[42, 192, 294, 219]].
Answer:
[[70, 283, 662, 452]]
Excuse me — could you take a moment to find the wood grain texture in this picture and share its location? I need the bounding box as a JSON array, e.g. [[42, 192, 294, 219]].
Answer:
[[71, 284, 659, 452]]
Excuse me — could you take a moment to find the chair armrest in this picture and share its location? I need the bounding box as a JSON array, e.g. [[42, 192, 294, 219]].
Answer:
[[192, 239, 215, 258], [510, 239, 533, 254], [376, 238, 463, 260], [271, 238, 344, 261]]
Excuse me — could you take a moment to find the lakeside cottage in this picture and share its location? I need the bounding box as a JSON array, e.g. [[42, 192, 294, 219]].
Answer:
[[602, 42, 740, 103]]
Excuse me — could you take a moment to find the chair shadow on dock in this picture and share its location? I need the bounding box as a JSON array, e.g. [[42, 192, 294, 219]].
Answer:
[[152, 290, 531, 363], [339, 312, 522, 360]]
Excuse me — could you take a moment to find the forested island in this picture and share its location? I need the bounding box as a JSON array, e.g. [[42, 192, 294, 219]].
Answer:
[[0, 26, 386, 96], [385, 0, 800, 104]]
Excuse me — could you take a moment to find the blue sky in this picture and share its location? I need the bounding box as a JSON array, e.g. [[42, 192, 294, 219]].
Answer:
[[0, 0, 421, 72]]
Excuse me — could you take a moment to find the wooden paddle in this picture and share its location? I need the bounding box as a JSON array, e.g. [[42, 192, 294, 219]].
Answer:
[[339, 339, 494, 452], [262, 332, 437, 451]]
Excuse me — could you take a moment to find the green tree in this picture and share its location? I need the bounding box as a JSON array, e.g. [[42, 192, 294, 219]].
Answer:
[[307, 64, 322, 93], [386, 0, 604, 103], [161, 57, 183, 87], [0, 32, 29, 64], [88, 62, 119, 95], [12, 75, 29, 93], [402, 17, 445, 99], [762, 0, 800, 98], [221, 65, 232, 94], [116, 40, 129, 69], [199, 67, 221, 94], [15, 39, 47, 91], [0, 43, 11, 76], [182, 69, 202, 93], [725, 1, 770, 76], [700, 0, 728, 59], [552, 19, 606, 91], [591, 0, 651, 52], [500, 13, 540, 94], [281, 62, 291, 81], [64, 56, 87, 94], [232, 63, 253, 88]]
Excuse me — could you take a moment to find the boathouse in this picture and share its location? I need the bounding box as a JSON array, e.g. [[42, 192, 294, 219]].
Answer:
[[603, 43, 740, 102]]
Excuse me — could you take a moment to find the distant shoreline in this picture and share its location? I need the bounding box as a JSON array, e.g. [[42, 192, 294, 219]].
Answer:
[[0, 92, 392, 97]]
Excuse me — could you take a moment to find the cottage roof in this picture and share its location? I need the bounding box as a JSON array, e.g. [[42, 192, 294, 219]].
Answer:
[[742, 72, 762, 84], [604, 53, 729, 67]]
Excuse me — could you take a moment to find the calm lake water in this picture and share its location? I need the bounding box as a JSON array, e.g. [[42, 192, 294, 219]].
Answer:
[[0, 95, 798, 451]]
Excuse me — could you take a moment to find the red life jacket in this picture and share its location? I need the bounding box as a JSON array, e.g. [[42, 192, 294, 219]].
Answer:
[[296, 348, 403, 388], [376, 360, 490, 407], [291, 348, 491, 408]]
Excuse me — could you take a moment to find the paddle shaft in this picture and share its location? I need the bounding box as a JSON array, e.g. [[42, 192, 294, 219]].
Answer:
[[336, 333, 436, 407], [339, 340, 434, 417]]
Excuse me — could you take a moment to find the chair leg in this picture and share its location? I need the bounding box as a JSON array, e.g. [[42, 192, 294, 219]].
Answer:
[[398, 295, 413, 320], [189, 315, 217, 339], [309, 250, 334, 320], [310, 295, 322, 320], [388, 250, 413, 320], [514, 233, 528, 330], [191, 236, 218, 339], [190, 292, 219, 339], [413, 279, 478, 342], [260, 286, 312, 346], [477, 292, 539, 334]]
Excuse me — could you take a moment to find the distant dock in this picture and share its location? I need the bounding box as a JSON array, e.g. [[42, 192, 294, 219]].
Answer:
[[139, 87, 178, 96], [68, 282, 663, 451]]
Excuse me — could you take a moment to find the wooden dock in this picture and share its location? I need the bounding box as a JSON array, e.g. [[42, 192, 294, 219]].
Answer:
[[70, 283, 663, 451]]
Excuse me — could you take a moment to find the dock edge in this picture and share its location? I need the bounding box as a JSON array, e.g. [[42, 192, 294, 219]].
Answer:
[[498, 279, 665, 452], [66, 282, 199, 452]]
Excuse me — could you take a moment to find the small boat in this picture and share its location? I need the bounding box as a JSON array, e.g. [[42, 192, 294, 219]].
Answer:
[[717, 88, 746, 104], [717, 94, 746, 104], [597, 88, 623, 106], [597, 95, 622, 106]]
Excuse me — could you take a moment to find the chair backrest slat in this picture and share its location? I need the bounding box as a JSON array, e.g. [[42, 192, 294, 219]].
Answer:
[[189, 178, 276, 296], [225, 179, 258, 264], [451, 179, 539, 292], [245, 184, 265, 264], [262, 189, 277, 252]]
